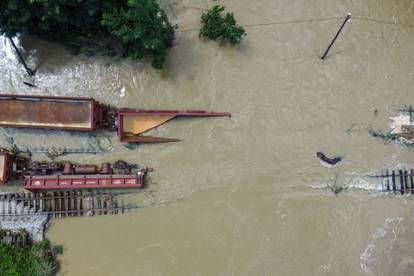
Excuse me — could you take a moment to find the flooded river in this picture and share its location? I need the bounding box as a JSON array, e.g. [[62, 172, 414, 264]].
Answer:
[[1, 0, 414, 275]]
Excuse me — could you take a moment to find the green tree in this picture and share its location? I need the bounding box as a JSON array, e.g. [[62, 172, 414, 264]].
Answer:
[[0, 0, 107, 39], [102, 0, 176, 69], [199, 5, 246, 45], [0, 0, 175, 69]]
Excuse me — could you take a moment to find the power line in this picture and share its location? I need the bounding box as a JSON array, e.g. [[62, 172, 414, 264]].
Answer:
[[242, 17, 343, 28], [176, 16, 414, 33], [353, 16, 414, 29], [177, 17, 343, 33]]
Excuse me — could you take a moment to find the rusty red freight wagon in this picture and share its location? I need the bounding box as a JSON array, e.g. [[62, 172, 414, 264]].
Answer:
[[24, 173, 145, 191], [0, 149, 150, 191], [0, 94, 230, 143]]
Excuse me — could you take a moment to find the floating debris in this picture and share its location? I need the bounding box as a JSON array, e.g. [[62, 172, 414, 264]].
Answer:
[[123, 143, 139, 150], [22, 81, 36, 88], [316, 152, 343, 167]]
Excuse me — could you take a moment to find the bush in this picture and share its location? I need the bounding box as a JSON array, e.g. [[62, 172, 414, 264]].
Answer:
[[199, 5, 246, 45], [0, 0, 175, 69], [0, 239, 62, 276]]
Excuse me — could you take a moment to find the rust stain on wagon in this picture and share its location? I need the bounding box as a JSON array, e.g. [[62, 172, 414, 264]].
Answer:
[[0, 97, 94, 129], [0, 154, 6, 184]]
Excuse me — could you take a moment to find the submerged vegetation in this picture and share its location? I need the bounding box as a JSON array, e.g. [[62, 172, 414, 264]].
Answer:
[[368, 128, 414, 148], [368, 128, 398, 143], [199, 5, 246, 45], [0, 0, 176, 69], [0, 237, 62, 276]]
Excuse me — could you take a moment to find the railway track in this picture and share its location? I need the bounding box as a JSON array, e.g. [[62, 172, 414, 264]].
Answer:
[[0, 190, 136, 218], [371, 169, 414, 195]]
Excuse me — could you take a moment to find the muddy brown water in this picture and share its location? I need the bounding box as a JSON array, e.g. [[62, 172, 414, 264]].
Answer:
[[1, 0, 414, 275]]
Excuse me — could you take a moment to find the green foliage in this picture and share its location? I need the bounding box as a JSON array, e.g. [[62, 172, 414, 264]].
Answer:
[[0, 0, 107, 39], [0, 0, 175, 69], [199, 5, 246, 45], [102, 0, 176, 69], [0, 239, 62, 276]]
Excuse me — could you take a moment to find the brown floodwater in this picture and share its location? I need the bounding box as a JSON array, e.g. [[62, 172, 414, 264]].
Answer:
[[1, 0, 414, 275]]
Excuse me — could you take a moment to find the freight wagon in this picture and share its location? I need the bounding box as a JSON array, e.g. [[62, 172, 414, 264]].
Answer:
[[0, 94, 230, 143]]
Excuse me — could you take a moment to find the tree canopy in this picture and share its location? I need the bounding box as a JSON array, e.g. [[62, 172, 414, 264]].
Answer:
[[0, 0, 176, 69]]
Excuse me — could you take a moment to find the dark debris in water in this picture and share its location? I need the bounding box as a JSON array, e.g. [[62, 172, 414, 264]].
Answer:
[[123, 143, 139, 150], [346, 124, 354, 134], [329, 175, 346, 195], [316, 152, 342, 166]]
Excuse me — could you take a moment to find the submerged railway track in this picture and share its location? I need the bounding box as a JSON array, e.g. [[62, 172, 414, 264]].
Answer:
[[0, 190, 138, 218], [371, 169, 414, 195]]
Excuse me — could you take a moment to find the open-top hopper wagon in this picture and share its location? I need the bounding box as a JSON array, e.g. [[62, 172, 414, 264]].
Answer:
[[0, 94, 230, 143]]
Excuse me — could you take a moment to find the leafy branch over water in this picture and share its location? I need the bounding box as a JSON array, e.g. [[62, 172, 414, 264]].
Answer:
[[199, 5, 246, 45]]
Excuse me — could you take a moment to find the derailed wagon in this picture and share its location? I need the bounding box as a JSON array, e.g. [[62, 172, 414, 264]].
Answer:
[[0, 149, 150, 191], [0, 94, 230, 143]]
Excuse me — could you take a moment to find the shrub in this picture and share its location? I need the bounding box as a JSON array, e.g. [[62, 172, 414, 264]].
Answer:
[[0, 239, 62, 276], [199, 5, 246, 45]]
